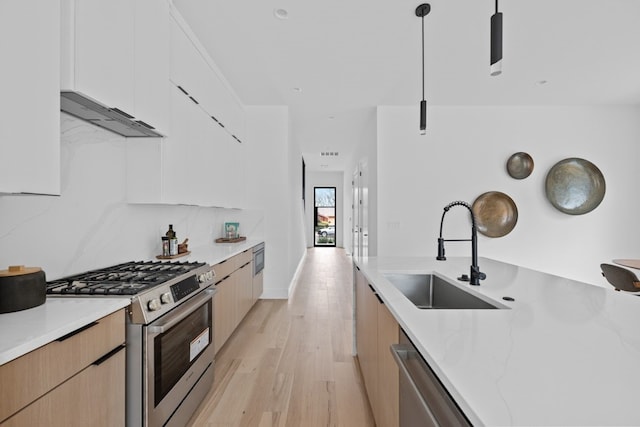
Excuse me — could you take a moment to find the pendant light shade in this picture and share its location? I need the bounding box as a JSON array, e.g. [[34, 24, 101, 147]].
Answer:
[[420, 100, 427, 134], [416, 3, 430, 135], [490, 0, 503, 76]]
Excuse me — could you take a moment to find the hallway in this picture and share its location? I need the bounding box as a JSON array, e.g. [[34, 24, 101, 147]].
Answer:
[[188, 247, 374, 427]]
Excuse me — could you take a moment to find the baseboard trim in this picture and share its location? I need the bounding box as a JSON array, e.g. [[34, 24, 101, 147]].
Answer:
[[259, 289, 289, 299], [257, 251, 308, 300], [288, 250, 307, 299]]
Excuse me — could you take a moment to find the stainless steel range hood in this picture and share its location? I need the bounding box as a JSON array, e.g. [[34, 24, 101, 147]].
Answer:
[[60, 91, 163, 137]]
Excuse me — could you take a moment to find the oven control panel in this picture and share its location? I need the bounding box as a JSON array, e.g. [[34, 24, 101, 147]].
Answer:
[[198, 270, 215, 283], [130, 264, 216, 324]]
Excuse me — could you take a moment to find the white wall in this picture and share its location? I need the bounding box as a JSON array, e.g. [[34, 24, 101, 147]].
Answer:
[[287, 117, 307, 292], [245, 106, 306, 298], [304, 171, 344, 248], [345, 108, 378, 256], [0, 114, 263, 280], [377, 105, 640, 285]]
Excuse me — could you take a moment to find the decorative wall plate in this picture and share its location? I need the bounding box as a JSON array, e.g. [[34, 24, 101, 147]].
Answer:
[[472, 191, 518, 237], [506, 152, 534, 179], [544, 158, 605, 215]]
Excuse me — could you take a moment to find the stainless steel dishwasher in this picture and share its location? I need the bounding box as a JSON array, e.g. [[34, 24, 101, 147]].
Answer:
[[391, 329, 472, 427]]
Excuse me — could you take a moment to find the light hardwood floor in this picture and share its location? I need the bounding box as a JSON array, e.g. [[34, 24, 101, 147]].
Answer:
[[187, 247, 374, 427]]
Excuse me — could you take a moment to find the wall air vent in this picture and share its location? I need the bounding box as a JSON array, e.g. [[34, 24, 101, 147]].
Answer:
[[321, 152, 339, 156]]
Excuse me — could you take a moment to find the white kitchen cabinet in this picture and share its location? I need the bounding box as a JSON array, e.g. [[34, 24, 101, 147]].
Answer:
[[127, 84, 245, 208], [133, 0, 171, 135], [227, 97, 247, 143], [61, 0, 170, 133], [0, 0, 60, 195], [169, 13, 246, 143], [169, 18, 204, 105], [127, 8, 247, 207], [63, 0, 135, 114], [209, 119, 240, 208]]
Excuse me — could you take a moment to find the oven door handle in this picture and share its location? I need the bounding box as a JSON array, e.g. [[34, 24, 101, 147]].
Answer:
[[147, 287, 216, 334]]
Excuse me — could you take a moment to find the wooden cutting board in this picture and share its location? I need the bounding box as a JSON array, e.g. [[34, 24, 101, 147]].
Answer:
[[613, 259, 640, 270]]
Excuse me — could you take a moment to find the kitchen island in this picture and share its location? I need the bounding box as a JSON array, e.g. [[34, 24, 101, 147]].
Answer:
[[354, 256, 640, 426]]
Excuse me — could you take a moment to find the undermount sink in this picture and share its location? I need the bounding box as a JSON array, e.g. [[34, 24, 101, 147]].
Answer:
[[383, 273, 502, 309]]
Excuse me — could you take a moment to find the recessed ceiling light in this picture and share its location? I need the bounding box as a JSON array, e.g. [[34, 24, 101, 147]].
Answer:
[[274, 8, 289, 19]]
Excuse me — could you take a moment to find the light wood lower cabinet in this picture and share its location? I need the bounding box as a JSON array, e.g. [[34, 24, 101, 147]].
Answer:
[[0, 309, 126, 426], [377, 296, 400, 427], [252, 270, 263, 304], [355, 266, 379, 406], [212, 248, 256, 354], [236, 261, 254, 323], [355, 265, 399, 427], [1, 346, 125, 427], [213, 273, 236, 354]]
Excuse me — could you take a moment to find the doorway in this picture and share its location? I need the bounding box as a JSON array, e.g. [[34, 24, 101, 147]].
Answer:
[[314, 187, 336, 247], [351, 161, 368, 257]]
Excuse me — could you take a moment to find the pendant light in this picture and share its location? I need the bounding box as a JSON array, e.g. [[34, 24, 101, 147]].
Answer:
[[416, 3, 430, 135], [490, 0, 503, 76]]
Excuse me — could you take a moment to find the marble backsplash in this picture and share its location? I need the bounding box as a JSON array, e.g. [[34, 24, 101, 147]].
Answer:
[[0, 113, 263, 280]]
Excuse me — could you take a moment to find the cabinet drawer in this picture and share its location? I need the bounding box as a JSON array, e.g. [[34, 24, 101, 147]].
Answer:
[[212, 258, 235, 283], [0, 309, 125, 422], [236, 249, 252, 267], [1, 344, 125, 427]]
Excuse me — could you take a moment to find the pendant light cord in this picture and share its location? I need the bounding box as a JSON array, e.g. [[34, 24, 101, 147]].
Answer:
[[495, 0, 498, 14], [421, 15, 425, 101]]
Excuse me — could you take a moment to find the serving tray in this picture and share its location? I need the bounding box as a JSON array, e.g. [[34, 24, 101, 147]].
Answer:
[[215, 236, 247, 243], [156, 251, 191, 260]]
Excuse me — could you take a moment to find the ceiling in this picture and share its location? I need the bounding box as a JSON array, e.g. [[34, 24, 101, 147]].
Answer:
[[173, 0, 640, 171]]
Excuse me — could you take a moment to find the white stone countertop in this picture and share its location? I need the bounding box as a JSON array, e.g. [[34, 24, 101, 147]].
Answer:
[[0, 298, 130, 366], [166, 239, 263, 266], [0, 241, 264, 366], [354, 256, 640, 426]]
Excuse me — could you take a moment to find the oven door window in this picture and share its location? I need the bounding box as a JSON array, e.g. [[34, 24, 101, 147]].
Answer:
[[154, 300, 212, 406]]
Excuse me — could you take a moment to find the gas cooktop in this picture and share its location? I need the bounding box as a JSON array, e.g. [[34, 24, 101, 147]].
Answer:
[[46, 260, 208, 296]]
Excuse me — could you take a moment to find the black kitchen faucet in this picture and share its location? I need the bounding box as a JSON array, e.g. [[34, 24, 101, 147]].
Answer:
[[437, 201, 486, 285]]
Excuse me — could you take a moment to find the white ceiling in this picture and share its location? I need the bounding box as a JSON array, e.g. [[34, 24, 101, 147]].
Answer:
[[173, 0, 640, 171]]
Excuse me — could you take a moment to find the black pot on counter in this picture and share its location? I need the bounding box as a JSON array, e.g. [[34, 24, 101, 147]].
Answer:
[[0, 265, 46, 313]]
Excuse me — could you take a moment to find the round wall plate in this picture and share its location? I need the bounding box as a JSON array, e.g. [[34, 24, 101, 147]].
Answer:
[[506, 152, 534, 179], [544, 158, 605, 215], [472, 191, 518, 238]]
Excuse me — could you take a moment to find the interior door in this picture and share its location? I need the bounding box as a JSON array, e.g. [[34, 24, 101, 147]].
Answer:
[[360, 160, 369, 257], [352, 170, 360, 257]]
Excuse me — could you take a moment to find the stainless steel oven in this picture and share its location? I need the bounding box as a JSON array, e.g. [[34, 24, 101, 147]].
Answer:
[[253, 242, 265, 276], [145, 286, 215, 427], [47, 260, 217, 427]]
